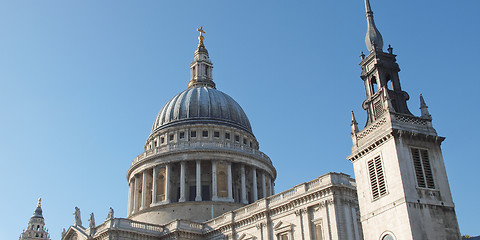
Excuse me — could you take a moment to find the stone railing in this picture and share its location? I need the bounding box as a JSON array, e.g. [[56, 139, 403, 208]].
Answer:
[[205, 172, 355, 228], [91, 218, 205, 237], [356, 113, 431, 141], [391, 113, 428, 126], [164, 219, 204, 233], [132, 141, 272, 166], [114, 218, 164, 233], [356, 116, 387, 140]]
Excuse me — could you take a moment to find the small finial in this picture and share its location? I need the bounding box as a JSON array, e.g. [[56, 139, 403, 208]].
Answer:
[[37, 198, 42, 207], [388, 44, 393, 54], [360, 51, 365, 60], [197, 26, 206, 47], [420, 94, 432, 119], [351, 111, 359, 133]]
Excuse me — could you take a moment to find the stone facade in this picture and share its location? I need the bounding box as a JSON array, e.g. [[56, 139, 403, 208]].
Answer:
[[347, 1, 461, 239], [54, 2, 461, 240], [61, 27, 364, 240], [62, 173, 360, 240]]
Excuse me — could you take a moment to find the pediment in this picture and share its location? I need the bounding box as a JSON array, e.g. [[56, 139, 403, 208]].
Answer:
[[238, 233, 256, 240], [273, 220, 293, 232], [63, 226, 88, 240]]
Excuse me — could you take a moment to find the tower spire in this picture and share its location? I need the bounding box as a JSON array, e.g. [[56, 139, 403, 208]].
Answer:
[[188, 27, 216, 89], [364, 0, 384, 52]]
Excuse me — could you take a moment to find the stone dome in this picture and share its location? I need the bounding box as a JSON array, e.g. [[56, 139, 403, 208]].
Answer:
[[151, 86, 253, 135]]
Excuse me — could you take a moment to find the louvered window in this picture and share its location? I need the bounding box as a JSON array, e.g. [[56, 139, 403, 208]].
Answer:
[[411, 148, 435, 189], [374, 100, 384, 118], [368, 155, 387, 200]]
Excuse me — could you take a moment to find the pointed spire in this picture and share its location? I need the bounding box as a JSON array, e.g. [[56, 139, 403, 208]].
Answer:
[[420, 94, 432, 119], [351, 111, 359, 133], [364, 0, 384, 52], [32, 197, 44, 218]]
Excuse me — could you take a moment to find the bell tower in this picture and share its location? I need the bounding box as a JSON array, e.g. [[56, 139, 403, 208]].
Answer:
[[348, 1, 461, 239], [19, 198, 51, 240]]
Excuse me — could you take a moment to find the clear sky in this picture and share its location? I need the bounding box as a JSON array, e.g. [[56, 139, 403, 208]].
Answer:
[[1, 0, 479, 239]]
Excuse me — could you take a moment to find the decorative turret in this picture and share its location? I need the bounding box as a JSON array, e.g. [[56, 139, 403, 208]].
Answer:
[[19, 198, 51, 240], [188, 27, 215, 89], [364, 0, 383, 52], [359, 0, 412, 126]]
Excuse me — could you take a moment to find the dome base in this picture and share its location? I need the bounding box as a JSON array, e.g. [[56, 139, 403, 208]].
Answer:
[[128, 201, 245, 225]]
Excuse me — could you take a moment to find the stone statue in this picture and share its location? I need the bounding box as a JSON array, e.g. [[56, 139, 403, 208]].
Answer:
[[73, 207, 82, 226], [61, 228, 66, 239], [88, 212, 95, 229], [106, 207, 114, 220]]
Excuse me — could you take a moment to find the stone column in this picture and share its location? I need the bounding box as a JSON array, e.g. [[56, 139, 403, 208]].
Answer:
[[240, 164, 247, 204], [141, 171, 147, 210], [128, 178, 134, 214], [212, 161, 218, 201], [270, 178, 275, 195], [195, 160, 202, 201], [352, 206, 360, 240], [152, 166, 158, 204], [227, 162, 233, 202], [179, 162, 186, 202], [344, 203, 354, 240], [252, 168, 258, 202], [165, 164, 171, 203], [262, 172, 267, 198], [133, 175, 139, 212]]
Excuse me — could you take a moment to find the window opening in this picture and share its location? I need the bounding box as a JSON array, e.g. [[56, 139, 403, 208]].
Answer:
[[179, 132, 185, 139], [202, 130, 208, 137], [225, 132, 231, 140], [411, 148, 435, 189], [371, 77, 378, 94], [368, 155, 387, 199], [214, 131, 220, 138], [191, 131, 197, 138]]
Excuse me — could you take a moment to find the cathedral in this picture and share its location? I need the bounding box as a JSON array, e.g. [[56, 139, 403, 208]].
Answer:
[[20, 0, 462, 239]]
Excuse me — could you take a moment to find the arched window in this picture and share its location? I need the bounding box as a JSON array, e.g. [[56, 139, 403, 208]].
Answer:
[[371, 77, 378, 94], [382, 234, 395, 240], [385, 74, 393, 90]]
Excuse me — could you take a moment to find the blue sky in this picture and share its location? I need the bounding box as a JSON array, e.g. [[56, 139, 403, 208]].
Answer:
[[1, 0, 479, 239]]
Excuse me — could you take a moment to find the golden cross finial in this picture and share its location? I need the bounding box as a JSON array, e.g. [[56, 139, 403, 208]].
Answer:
[[38, 198, 42, 207], [197, 26, 205, 36], [197, 26, 205, 47]]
